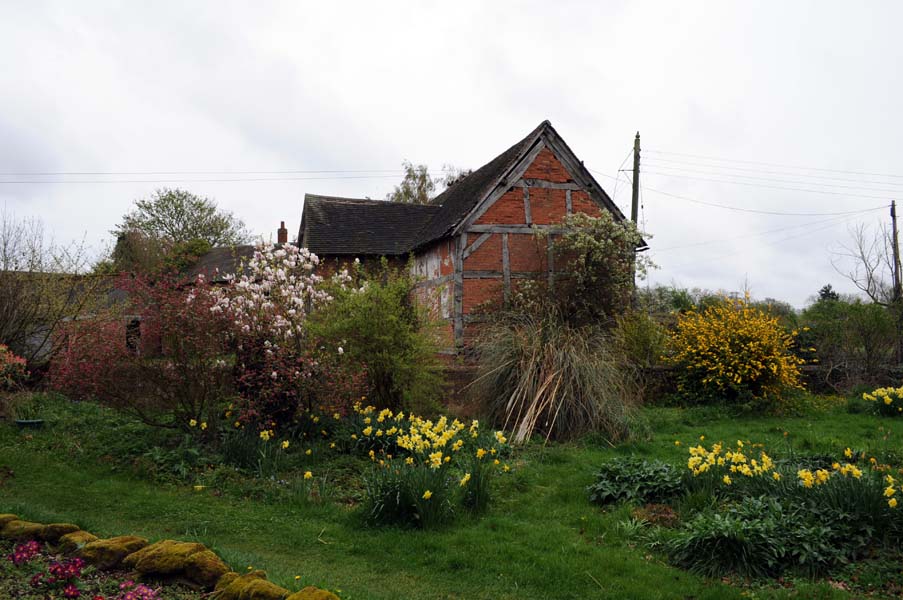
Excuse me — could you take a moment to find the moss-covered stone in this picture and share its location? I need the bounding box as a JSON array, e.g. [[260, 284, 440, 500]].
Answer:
[[215, 572, 240, 590], [212, 570, 289, 600], [122, 540, 228, 588], [58, 530, 98, 554], [38, 523, 81, 543], [1, 520, 44, 540], [0, 514, 19, 528], [79, 535, 148, 569], [286, 587, 341, 600], [186, 549, 230, 588]]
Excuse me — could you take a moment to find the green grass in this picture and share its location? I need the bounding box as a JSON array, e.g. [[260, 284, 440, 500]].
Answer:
[[0, 396, 895, 599]]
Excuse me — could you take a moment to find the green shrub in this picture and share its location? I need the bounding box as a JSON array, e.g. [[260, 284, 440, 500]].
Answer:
[[474, 315, 636, 443], [668, 497, 785, 578], [309, 260, 444, 414], [588, 457, 681, 506]]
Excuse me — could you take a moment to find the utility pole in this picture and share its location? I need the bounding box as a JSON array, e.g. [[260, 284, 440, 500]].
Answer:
[[631, 132, 641, 224], [892, 200, 902, 301], [892, 200, 903, 363]]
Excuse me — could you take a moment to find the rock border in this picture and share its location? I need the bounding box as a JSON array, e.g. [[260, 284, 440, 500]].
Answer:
[[0, 513, 339, 600]]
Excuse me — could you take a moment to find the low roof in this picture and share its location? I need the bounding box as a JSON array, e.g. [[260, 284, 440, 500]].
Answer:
[[299, 195, 440, 256], [186, 245, 255, 281]]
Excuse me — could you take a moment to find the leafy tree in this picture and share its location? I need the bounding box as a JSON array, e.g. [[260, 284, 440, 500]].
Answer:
[[818, 284, 840, 302], [802, 295, 894, 386], [386, 161, 436, 205], [115, 188, 250, 247], [386, 162, 472, 204]]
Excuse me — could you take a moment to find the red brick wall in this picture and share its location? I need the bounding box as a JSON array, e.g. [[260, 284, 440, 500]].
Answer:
[[507, 234, 546, 273], [474, 190, 525, 225], [571, 190, 602, 217], [529, 188, 567, 225], [463, 234, 502, 271], [462, 279, 503, 314], [523, 148, 571, 183]]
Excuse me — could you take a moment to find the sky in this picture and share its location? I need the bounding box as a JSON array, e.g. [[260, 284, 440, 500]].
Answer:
[[2, 1, 902, 308]]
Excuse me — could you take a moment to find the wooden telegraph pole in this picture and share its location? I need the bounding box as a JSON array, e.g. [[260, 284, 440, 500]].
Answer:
[[892, 200, 903, 363], [631, 132, 641, 224]]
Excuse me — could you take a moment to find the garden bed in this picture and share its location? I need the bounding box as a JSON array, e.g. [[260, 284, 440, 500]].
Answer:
[[1, 394, 900, 598]]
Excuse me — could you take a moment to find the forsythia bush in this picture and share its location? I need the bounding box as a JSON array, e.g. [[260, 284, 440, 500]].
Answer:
[[665, 297, 805, 406]]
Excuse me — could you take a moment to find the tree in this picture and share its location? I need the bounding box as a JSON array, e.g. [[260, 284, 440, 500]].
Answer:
[[0, 207, 99, 364], [818, 284, 840, 302], [115, 188, 250, 247], [832, 223, 895, 305], [386, 161, 436, 205], [386, 162, 472, 205]]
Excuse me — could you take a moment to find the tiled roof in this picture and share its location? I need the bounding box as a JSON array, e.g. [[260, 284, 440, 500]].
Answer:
[[299, 195, 440, 256]]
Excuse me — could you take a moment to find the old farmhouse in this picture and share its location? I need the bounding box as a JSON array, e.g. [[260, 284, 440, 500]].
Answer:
[[298, 120, 637, 351]]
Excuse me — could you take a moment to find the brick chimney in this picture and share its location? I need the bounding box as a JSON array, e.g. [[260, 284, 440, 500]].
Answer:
[[277, 221, 288, 244]]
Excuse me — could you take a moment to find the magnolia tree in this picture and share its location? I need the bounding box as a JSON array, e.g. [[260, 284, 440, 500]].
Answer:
[[211, 244, 366, 427]]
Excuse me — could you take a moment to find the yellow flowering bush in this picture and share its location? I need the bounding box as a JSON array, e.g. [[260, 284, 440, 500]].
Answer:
[[665, 297, 805, 406], [861, 386, 903, 417]]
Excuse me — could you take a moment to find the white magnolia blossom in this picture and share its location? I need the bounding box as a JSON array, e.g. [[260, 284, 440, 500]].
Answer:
[[211, 243, 353, 351]]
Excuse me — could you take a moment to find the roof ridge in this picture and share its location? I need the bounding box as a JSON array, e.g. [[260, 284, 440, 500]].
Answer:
[[413, 120, 552, 247]]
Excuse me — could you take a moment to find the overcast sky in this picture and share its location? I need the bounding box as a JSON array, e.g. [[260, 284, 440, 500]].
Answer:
[[2, 1, 902, 307]]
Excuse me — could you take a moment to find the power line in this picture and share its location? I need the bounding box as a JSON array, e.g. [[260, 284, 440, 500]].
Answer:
[[654, 212, 865, 252], [643, 159, 903, 190], [660, 212, 865, 270], [0, 174, 416, 184], [645, 149, 903, 180], [588, 168, 889, 216], [642, 169, 902, 199]]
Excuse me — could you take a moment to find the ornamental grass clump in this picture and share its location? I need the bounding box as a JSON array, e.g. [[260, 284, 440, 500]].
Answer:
[[474, 314, 636, 444], [665, 296, 805, 408]]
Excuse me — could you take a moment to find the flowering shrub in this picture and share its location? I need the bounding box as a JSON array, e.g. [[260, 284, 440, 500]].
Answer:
[[665, 297, 805, 407], [212, 244, 363, 427], [0, 344, 28, 391], [351, 403, 511, 527], [50, 273, 231, 429], [862, 386, 903, 417]]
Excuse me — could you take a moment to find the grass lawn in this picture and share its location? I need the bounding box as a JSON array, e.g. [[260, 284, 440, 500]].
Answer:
[[0, 396, 898, 599]]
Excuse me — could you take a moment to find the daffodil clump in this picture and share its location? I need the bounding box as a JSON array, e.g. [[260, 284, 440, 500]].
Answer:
[[862, 386, 903, 417], [684, 439, 780, 495], [352, 402, 512, 528], [665, 297, 806, 406], [684, 438, 900, 511]]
